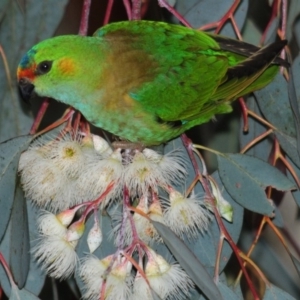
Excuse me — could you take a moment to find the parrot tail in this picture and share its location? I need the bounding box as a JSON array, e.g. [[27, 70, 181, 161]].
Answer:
[[211, 34, 288, 68], [226, 39, 288, 81]]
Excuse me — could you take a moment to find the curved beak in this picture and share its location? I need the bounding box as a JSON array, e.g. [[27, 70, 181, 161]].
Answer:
[[18, 78, 35, 103]]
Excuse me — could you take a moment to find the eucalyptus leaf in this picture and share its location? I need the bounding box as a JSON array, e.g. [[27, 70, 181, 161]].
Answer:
[[0, 135, 32, 242], [272, 206, 284, 228], [9, 285, 41, 300], [197, 278, 242, 300], [0, 201, 45, 297], [217, 282, 240, 300], [0, 0, 68, 142], [10, 182, 29, 288], [24, 202, 45, 295], [263, 284, 297, 300], [288, 56, 300, 160], [255, 74, 295, 139], [217, 153, 295, 215], [290, 255, 300, 279], [152, 220, 223, 300], [287, 157, 300, 208], [275, 131, 300, 168], [0, 0, 9, 22], [286, 0, 300, 42]]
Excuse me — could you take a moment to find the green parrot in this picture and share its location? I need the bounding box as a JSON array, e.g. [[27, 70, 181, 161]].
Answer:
[[17, 20, 287, 146]]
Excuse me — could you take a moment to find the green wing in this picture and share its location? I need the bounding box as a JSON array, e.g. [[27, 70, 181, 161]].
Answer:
[[94, 21, 281, 125], [94, 21, 232, 123]]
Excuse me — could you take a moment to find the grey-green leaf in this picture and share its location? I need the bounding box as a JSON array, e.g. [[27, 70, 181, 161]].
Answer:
[[255, 73, 295, 139], [152, 221, 223, 300], [275, 131, 300, 168], [287, 157, 300, 208], [288, 57, 300, 160], [9, 285, 41, 300], [217, 154, 295, 215], [10, 182, 29, 288], [217, 282, 240, 300], [0, 202, 45, 297], [0, 0, 68, 142], [0, 135, 32, 242], [263, 284, 297, 300]]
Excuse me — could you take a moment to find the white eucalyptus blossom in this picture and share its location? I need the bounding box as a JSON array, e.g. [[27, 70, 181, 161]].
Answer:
[[144, 248, 193, 299], [33, 234, 78, 279], [80, 255, 132, 300], [37, 211, 67, 236], [77, 148, 123, 206], [20, 155, 72, 211], [124, 151, 160, 193], [143, 148, 187, 184], [124, 149, 187, 193], [132, 272, 153, 300], [164, 189, 211, 238], [49, 138, 86, 178]]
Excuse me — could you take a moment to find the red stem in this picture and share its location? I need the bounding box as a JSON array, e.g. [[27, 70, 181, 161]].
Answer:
[[157, 0, 192, 28], [29, 98, 50, 134], [215, 0, 240, 34], [199, 0, 241, 36], [238, 97, 249, 132], [181, 135, 259, 299], [35, 108, 75, 136], [81, 182, 115, 221], [260, 0, 278, 45], [131, 0, 141, 20], [181, 134, 201, 177], [280, 0, 287, 62], [103, 0, 114, 25], [78, 0, 92, 35], [0, 251, 14, 284], [123, 0, 132, 19]]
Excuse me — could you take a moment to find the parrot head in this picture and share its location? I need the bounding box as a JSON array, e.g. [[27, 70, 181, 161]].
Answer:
[[17, 35, 105, 104]]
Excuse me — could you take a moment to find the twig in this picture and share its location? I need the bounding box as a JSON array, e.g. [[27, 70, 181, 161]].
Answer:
[[78, 0, 92, 35]]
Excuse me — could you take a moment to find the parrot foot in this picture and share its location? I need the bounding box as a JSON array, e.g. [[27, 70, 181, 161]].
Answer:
[[112, 141, 145, 151]]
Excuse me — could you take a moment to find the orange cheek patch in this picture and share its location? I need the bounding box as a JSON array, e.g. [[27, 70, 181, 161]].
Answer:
[[58, 58, 76, 75]]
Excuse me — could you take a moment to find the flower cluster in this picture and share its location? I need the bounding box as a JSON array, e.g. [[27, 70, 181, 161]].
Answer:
[[119, 187, 210, 246], [19, 133, 187, 211], [19, 133, 120, 211], [19, 131, 224, 300], [79, 248, 193, 300]]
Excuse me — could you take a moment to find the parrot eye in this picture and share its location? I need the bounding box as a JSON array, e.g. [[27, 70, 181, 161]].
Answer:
[[36, 60, 53, 75]]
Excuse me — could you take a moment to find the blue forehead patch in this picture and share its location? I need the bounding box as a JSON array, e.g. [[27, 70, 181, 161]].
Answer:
[[19, 48, 36, 69]]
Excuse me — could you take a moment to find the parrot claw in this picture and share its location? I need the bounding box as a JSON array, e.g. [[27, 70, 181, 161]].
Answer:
[[112, 141, 145, 152]]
